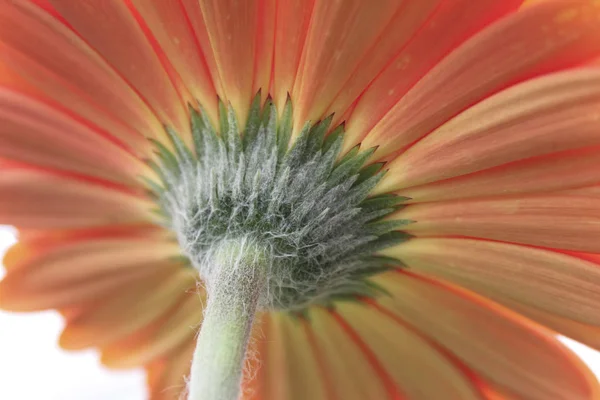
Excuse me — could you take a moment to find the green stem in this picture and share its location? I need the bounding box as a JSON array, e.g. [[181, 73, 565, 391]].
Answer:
[[187, 240, 267, 400]]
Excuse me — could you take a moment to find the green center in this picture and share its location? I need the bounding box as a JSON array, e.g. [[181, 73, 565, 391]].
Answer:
[[146, 94, 410, 312]]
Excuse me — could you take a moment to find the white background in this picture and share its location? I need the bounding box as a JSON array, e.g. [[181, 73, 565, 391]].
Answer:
[[1, 225, 600, 399]]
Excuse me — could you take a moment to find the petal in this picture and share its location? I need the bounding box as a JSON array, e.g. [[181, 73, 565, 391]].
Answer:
[[101, 292, 203, 369], [60, 267, 196, 350], [508, 303, 600, 351], [376, 68, 600, 194], [342, 0, 523, 152], [0, 166, 154, 229], [361, 0, 600, 159], [382, 238, 600, 325], [395, 195, 600, 252], [321, 0, 442, 127], [565, 185, 600, 196], [393, 147, 600, 203], [127, 0, 218, 122], [0, 232, 180, 311], [178, 0, 226, 99], [48, 0, 189, 135], [478, 381, 522, 400], [2, 224, 167, 272], [146, 339, 195, 400], [305, 307, 389, 400], [291, 0, 412, 129], [196, 0, 268, 123], [0, 88, 149, 184], [0, 1, 166, 150], [240, 314, 271, 400], [251, 0, 276, 104], [271, 0, 315, 111], [262, 312, 328, 400], [372, 271, 599, 400], [331, 304, 482, 400]]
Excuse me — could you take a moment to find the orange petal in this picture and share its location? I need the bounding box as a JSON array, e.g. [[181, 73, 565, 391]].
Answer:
[[361, 0, 600, 159], [101, 292, 204, 369], [28, 0, 64, 21], [271, 0, 315, 111], [48, 0, 189, 135], [393, 147, 600, 203], [305, 307, 389, 400], [331, 303, 481, 400], [383, 238, 600, 325], [0, 234, 180, 311], [0, 264, 148, 312], [146, 339, 195, 400], [60, 267, 196, 350], [477, 381, 522, 400], [0, 88, 148, 184], [396, 195, 600, 252], [564, 185, 600, 196], [262, 312, 328, 400], [508, 303, 600, 352], [3, 224, 168, 272], [323, 0, 441, 127], [240, 313, 270, 400], [376, 68, 600, 193], [291, 0, 409, 129], [178, 0, 225, 100], [251, 0, 276, 105], [0, 166, 153, 229], [372, 271, 599, 400], [127, 0, 218, 122], [0, 1, 165, 150], [342, 0, 523, 152], [196, 0, 267, 124]]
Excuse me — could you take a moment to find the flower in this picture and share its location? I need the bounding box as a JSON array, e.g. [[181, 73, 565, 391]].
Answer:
[[1, 0, 600, 399]]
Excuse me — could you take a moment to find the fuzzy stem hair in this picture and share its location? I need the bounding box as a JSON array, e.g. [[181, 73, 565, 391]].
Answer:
[[187, 238, 267, 400]]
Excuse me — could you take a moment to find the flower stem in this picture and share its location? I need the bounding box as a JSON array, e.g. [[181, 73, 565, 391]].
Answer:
[[187, 240, 267, 400]]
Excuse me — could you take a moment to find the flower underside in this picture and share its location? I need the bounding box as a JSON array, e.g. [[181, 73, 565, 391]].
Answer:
[[148, 94, 411, 312]]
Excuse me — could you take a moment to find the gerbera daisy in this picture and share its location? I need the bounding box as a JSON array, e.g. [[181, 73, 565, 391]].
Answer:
[[1, 0, 600, 399]]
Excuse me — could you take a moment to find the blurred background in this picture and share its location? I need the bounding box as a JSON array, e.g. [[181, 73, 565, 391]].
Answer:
[[1, 224, 600, 399]]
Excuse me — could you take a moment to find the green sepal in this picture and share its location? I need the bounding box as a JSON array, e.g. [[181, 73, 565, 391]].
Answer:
[[306, 115, 333, 155], [322, 124, 344, 154], [277, 96, 293, 159], [365, 219, 413, 236], [243, 92, 263, 149], [360, 194, 407, 213], [328, 146, 376, 187], [354, 162, 384, 186]]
